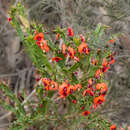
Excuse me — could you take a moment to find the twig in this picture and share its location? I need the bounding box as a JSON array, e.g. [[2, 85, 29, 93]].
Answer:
[[26, 68, 33, 88], [14, 79, 19, 96], [0, 67, 33, 78], [115, 54, 130, 59], [22, 89, 35, 105], [59, 38, 63, 49]]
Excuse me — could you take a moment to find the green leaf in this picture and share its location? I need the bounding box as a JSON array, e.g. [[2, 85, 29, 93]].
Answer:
[[0, 101, 16, 113], [68, 62, 80, 73], [73, 37, 80, 47], [71, 73, 78, 84], [0, 84, 21, 105], [94, 23, 102, 34]]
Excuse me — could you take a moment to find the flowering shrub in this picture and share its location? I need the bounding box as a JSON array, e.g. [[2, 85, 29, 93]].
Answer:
[[0, 3, 119, 130]]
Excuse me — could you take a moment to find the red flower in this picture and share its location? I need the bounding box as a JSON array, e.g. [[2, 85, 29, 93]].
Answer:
[[110, 125, 116, 130], [75, 84, 82, 91], [88, 78, 93, 86], [96, 83, 107, 96], [68, 27, 74, 37], [102, 58, 110, 73], [96, 83, 107, 90], [59, 82, 70, 98], [36, 41, 41, 47], [69, 85, 76, 94], [80, 34, 85, 42], [108, 39, 115, 44], [52, 57, 63, 62], [109, 56, 115, 65], [102, 58, 108, 67], [34, 32, 44, 42], [40, 40, 50, 53], [40, 104, 43, 108], [78, 42, 89, 54], [8, 17, 12, 22], [41, 78, 50, 90], [62, 43, 67, 56], [72, 100, 77, 104], [49, 80, 58, 91], [81, 106, 85, 110], [56, 33, 60, 40], [109, 59, 115, 65], [102, 66, 110, 73], [95, 69, 102, 79], [68, 46, 76, 59], [82, 111, 90, 116], [83, 89, 94, 96], [94, 95, 104, 105]]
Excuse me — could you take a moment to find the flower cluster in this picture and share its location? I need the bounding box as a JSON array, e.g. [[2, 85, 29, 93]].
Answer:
[[33, 27, 115, 120], [34, 32, 50, 53], [41, 78, 82, 98]]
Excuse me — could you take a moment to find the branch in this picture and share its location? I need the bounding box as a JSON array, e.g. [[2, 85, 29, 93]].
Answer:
[[0, 89, 36, 121]]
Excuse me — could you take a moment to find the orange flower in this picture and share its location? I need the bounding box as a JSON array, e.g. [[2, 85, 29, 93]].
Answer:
[[83, 89, 94, 96], [108, 39, 115, 44], [109, 57, 115, 65], [40, 40, 50, 53], [56, 33, 60, 40], [110, 124, 116, 130], [75, 84, 82, 91], [95, 69, 102, 79], [88, 78, 93, 85], [41, 78, 50, 90], [96, 83, 107, 90], [68, 27, 74, 37], [96, 83, 107, 96], [109, 59, 115, 65], [80, 34, 85, 42], [69, 85, 76, 94], [52, 57, 63, 62], [49, 80, 58, 91], [62, 43, 67, 56], [34, 32, 44, 42], [102, 58, 107, 67], [68, 46, 76, 59], [82, 111, 90, 116], [94, 95, 104, 105], [78, 42, 89, 54], [102, 58, 110, 73], [59, 82, 70, 98]]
